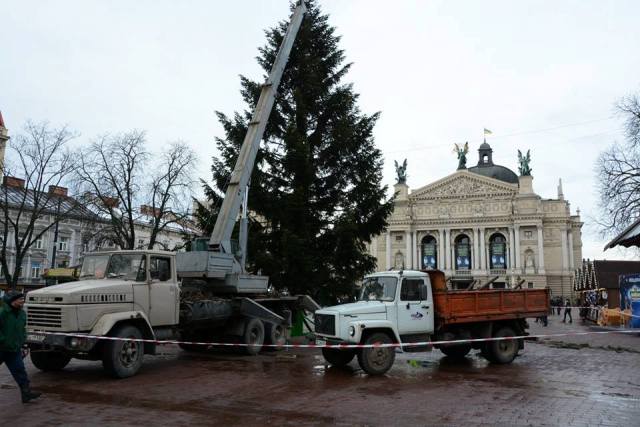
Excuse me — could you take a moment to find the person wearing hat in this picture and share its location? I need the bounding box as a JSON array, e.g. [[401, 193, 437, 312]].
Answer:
[[1, 290, 42, 403]]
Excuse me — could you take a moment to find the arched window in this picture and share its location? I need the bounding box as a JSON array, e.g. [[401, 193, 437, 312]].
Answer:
[[489, 233, 507, 269], [455, 234, 471, 270], [421, 235, 437, 270]]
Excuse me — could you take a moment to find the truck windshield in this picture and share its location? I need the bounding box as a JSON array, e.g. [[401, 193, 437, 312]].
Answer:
[[80, 254, 146, 282], [359, 277, 397, 302], [79, 255, 110, 279]]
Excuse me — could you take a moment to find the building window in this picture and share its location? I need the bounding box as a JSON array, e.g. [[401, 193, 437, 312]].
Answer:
[[31, 262, 42, 278], [421, 235, 437, 270], [455, 234, 471, 270], [524, 230, 532, 239], [489, 233, 507, 269], [528, 282, 534, 289], [34, 237, 44, 250], [58, 237, 69, 252], [137, 239, 145, 249], [395, 235, 403, 241]]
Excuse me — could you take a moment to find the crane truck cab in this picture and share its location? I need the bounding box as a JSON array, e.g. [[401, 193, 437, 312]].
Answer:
[[25, 250, 179, 378]]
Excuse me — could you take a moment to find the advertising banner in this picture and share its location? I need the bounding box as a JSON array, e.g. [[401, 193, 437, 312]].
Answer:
[[619, 274, 640, 328]]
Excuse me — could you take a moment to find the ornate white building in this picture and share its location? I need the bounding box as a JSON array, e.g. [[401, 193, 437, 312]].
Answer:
[[369, 142, 582, 298]]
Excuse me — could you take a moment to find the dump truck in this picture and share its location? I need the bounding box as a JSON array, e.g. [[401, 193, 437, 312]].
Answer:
[[24, 2, 313, 378], [314, 269, 549, 375]]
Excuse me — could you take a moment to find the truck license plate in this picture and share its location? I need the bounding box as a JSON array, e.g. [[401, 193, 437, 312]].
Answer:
[[27, 334, 46, 343], [316, 339, 326, 346]]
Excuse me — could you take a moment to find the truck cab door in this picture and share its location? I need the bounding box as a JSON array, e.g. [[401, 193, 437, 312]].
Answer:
[[148, 255, 178, 326], [396, 277, 434, 335]]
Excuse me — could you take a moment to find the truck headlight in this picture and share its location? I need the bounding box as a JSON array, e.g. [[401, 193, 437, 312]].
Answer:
[[70, 338, 79, 348], [349, 326, 355, 337]]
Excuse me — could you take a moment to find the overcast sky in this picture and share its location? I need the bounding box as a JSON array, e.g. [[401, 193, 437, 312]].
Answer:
[[2, 0, 639, 261]]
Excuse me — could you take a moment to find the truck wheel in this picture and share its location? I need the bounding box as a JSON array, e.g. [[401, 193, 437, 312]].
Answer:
[[264, 323, 287, 351], [102, 324, 144, 378], [357, 332, 395, 375], [487, 326, 518, 364], [440, 344, 471, 359], [480, 344, 496, 363], [242, 318, 265, 355], [30, 351, 71, 371], [322, 348, 355, 366]]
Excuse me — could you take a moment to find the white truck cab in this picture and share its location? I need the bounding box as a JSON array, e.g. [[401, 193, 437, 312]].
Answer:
[[314, 270, 435, 375]]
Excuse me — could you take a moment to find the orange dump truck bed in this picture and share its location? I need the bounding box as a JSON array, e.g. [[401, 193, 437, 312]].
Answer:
[[424, 270, 550, 325], [433, 288, 550, 325]]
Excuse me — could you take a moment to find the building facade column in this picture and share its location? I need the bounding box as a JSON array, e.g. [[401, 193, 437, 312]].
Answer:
[[508, 227, 514, 271], [479, 228, 486, 270], [385, 232, 391, 270], [405, 230, 412, 269], [472, 228, 479, 271], [537, 225, 545, 274], [445, 229, 451, 271], [560, 227, 568, 270], [568, 228, 575, 270], [514, 225, 521, 270], [438, 229, 445, 270], [413, 230, 418, 270]]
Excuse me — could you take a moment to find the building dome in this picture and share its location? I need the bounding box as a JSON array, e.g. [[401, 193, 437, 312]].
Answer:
[[468, 141, 519, 184]]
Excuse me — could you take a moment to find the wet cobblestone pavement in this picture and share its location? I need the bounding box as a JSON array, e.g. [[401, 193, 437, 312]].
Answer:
[[1, 316, 639, 426]]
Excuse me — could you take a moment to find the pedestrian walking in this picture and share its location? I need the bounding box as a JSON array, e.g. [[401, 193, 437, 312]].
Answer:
[[562, 298, 572, 324], [0, 291, 42, 403]]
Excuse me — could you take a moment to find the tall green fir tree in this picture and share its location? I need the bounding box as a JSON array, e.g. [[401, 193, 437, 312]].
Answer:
[[198, 1, 393, 304]]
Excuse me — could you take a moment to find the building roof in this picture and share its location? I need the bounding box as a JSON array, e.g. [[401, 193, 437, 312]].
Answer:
[[1, 184, 98, 221], [468, 164, 519, 184], [603, 217, 640, 250], [467, 141, 519, 184]]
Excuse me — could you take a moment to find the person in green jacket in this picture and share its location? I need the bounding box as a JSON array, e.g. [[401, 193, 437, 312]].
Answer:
[[0, 290, 42, 403]]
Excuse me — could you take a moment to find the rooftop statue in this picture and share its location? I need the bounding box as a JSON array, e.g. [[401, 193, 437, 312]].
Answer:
[[518, 149, 532, 176], [394, 159, 407, 184], [453, 142, 469, 170]]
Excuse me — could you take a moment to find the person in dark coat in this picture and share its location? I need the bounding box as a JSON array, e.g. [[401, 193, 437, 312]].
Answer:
[[562, 298, 573, 324], [0, 291, 42, 403]]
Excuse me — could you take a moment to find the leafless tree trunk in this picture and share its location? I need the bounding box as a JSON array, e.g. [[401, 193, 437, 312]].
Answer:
[[597, 93, 640, 236], [0, 121, 78, 290], [74, 131, 197, 250]]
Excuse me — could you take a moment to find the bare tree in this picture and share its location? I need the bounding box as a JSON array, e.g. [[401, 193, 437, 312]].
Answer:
[[597, 92, 640, 236], [74, 131, 197, 250], [0, 121, 79, 290]]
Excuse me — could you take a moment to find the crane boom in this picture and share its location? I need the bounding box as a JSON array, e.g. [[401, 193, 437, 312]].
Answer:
[[209, 2, 306, 256]]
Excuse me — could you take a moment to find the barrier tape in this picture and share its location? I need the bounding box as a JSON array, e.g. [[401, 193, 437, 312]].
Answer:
[[28, 327, 639, 350]]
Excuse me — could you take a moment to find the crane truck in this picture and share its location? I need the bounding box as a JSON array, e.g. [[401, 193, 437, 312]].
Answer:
[[24, 2, 315, 378]]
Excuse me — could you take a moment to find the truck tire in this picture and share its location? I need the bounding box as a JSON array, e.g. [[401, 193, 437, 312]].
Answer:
[[357, 332, 395, 375], [102, 324, 144, 378], [487, 326, 518, 364], [264, 323, 287, 351], [480, 344, 496, 363], [242, 318, 265, 356], [440, 344, 472, 359], [322, 348, 355, 366], [31, 351, 71, 371]]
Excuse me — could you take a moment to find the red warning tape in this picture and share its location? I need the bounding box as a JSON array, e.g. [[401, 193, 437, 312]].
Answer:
[[29, 328, 639, 350]]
